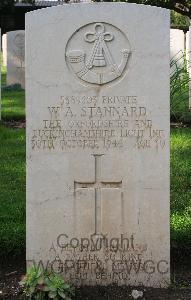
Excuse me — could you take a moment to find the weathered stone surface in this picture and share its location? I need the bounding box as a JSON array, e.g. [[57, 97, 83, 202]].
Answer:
[[2, 34, 7, 67], [7, 30, 25, 89], [26, 3, 170, 287]]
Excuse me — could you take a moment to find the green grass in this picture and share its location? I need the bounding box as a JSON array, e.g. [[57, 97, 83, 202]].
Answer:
[[1, 65, 25, 121], [1, 64, 7, 86], [1, 90, 25, 121], [171, 128, 191, 252], [0, 125, 25, 256]]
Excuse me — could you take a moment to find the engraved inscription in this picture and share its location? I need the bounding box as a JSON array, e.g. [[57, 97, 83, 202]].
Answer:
[[31, 95, 167, 152], [46, 232, 169, 285], [66, 22, 131, 85]]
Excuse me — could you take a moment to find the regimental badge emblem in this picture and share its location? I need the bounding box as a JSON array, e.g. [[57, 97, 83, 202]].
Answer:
[[66, 22, 131, 85]]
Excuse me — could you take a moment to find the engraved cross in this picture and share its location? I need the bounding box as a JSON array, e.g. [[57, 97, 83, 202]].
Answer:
[[74, 154, 122, 234]]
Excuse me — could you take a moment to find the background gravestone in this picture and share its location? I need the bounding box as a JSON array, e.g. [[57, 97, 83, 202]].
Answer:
[[26, 3, 170, 287], [170, 29, 185, 69], [2, 34, 7, 67], [186, 29, 190, 67], [7, 30, 25, 89]]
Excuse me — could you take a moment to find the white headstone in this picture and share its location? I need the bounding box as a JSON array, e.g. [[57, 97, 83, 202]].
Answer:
[[170, 29, 185, 69], [7, 30, 25, 89], [2, 34, 7, 67], [26, 3, 170, 287], [186, 30, 189, 64]]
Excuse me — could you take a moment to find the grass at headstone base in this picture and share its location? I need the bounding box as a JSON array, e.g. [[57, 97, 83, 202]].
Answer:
[[0, 122, 190, 259]]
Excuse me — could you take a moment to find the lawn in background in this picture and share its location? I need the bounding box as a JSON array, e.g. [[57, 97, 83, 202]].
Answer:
[[171, 128, 191, 253], [0, 66, 25, 255], [1, 90, 25, 121], [1, 65, 6, 86], [0, 125, 25, 256], [1, 65, 25, 121]]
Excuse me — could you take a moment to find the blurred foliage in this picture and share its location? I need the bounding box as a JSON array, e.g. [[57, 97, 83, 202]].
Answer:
[[0, 0, 35, 12], [0, 0, 191, 17], [97, 1, 191, 18], [170, 53, 191, 124], [0, 0, 14, 11], [171, 10, 190, 27]]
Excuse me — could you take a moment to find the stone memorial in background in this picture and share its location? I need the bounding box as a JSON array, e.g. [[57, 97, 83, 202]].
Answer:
[[2, 34, 7, 67], [186, 29, 190, 67], [26, 3, 170, 287], [7, 30, 25, 89], [170, 29, 185, 70]]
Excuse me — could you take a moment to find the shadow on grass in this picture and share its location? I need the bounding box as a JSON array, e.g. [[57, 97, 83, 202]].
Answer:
[[1, 90, 25, 121]]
